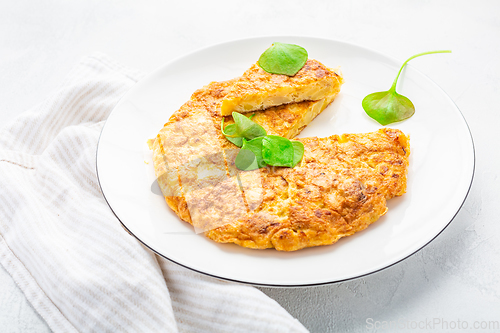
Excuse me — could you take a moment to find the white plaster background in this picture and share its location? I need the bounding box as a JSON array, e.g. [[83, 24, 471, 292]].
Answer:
[[1, 0, 499, 332]]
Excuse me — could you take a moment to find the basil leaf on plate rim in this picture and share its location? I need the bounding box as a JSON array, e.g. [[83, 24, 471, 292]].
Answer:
[[362, 50, 451, 125]]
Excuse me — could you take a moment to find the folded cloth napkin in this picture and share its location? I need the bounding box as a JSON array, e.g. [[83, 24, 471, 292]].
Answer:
[[0, 53, 308, 333]]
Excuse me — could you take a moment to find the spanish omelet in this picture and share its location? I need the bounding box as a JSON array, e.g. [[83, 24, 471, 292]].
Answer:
[[150, 64, 410, 251]]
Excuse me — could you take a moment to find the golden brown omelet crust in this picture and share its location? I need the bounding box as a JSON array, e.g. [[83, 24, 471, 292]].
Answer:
[[151, 66, 410, 251]]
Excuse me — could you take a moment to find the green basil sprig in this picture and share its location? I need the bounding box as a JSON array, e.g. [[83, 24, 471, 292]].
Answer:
[[262, 135, 295, 167], [291, 140, 305, 167], [221, 112, 266, 147], [362, 50, 451, 125], [221, 112, 304, 170], [258, 42, 308, 76]]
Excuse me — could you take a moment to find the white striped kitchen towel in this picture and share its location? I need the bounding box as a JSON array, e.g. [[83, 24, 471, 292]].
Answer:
[[0, 53, 308, 333]]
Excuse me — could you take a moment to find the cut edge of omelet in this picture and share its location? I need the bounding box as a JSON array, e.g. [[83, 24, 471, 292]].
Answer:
[[222, 93, 339, 142]]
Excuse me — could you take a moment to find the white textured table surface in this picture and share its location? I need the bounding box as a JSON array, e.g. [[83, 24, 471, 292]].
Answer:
[[1, 1, 499, 332]]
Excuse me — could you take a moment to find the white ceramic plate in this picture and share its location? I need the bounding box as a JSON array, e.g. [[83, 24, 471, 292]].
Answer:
[[96, 37, 474, 287]]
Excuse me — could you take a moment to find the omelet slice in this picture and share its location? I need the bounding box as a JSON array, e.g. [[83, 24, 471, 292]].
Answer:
[[220, 59, 343, 116], [206, 129, 409, 251]]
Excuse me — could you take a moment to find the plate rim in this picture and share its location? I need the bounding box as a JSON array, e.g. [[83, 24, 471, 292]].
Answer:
[[96, 36, 476, 287]]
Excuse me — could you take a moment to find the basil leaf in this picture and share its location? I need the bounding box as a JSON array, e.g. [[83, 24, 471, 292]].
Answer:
[[362, 91, 415, 126], [235, 149, 259, 171], [262, 135, 294, 167], [223, 113, 301, 170], [221, 113, 264, 147], [362, 50, 451, 125], [243, 137, 266, 168], [232, 112, 267, 140], [258, 42, 308, 76], [235, 137, 266, 171], [291, 141, 304, 167], [222, 123, 243, 147]]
